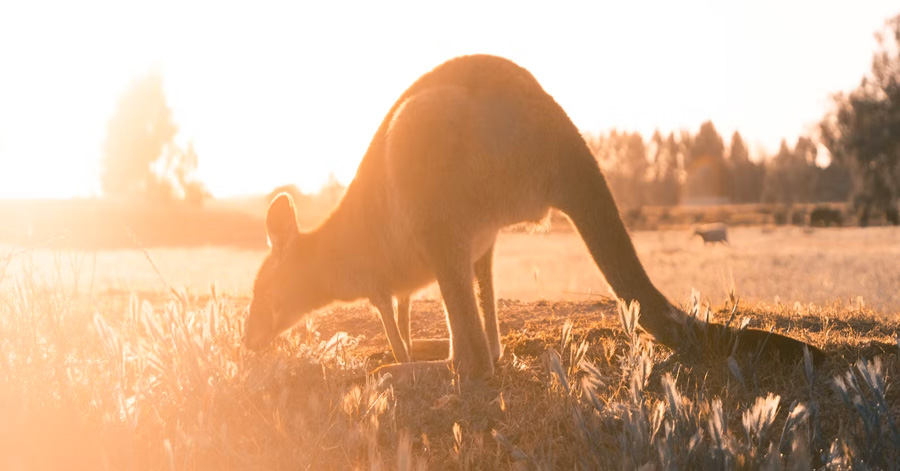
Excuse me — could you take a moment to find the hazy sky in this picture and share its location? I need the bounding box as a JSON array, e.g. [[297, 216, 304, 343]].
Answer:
[[0, 1, 897, 198]]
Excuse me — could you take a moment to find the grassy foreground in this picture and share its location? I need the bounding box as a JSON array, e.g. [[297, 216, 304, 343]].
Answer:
[[1, 269, 899, 470]]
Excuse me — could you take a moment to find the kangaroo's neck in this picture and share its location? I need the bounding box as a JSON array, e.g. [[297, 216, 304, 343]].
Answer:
[[308, 179, 387, 301]]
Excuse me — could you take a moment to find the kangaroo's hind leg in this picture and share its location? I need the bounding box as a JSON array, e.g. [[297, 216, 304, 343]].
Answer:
[[403, 244, 498, 363], [474, 243, 501, 363]]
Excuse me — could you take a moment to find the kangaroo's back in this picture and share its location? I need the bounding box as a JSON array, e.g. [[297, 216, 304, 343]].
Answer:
[[336, 55, 586, 223]]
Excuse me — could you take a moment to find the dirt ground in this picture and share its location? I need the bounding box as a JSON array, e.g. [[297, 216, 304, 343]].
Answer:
[[307, 297, 621, 360]]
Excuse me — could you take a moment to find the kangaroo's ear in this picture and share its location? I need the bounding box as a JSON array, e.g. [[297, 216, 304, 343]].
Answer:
[[266, 193, 299, 253]]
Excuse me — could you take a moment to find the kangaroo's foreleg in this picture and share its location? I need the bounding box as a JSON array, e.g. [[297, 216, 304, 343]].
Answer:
[[371, 295, 410, 363]]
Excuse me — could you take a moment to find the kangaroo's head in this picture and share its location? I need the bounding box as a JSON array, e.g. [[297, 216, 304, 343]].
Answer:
[[243, 193, 325, 351]]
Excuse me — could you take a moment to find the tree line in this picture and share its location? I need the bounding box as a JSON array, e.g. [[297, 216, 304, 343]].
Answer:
[[100, 14, 900, 223], [590, 13, 900, 225], [585, 123, 853, 209]]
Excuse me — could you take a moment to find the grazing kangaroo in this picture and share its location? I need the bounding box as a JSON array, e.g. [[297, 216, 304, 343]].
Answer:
[[243, 55, 822, 380]]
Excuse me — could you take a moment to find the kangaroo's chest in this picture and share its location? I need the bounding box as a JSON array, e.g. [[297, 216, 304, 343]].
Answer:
[[387, 227, 498, 296]]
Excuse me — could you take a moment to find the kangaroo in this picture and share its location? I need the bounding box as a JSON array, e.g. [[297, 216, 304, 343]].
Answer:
[[243, 55, 822, 380]]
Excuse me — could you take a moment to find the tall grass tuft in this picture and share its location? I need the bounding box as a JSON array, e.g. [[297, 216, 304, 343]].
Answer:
[[830, 356, 900, 469], [553, 300, 835, 470]]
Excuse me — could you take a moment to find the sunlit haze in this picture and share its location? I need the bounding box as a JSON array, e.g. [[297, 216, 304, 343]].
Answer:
[[1, 0, 897, 198]]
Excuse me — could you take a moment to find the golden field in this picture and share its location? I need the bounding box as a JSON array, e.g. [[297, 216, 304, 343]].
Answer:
[[1, 223, 899, 469], [5, 225, 900, 313]]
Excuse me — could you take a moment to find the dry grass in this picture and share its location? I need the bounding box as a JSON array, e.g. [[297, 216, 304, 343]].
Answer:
[[489, 225, 900, 313], [0, 199, 267, 249], [1, 244, 899, 470], [6, 225, 900, 313]]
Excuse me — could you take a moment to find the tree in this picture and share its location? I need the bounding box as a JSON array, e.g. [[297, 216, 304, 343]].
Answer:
[[762, 140, 793, 204], [726, 132, 764, 203], [585, 130, 649, 208], [815, 160, 853, 202], [646, 130, 681, 205], [620, 132, 649, 207], [689, 121, 725, 167], [102, 72, 207, 205], [762, 138, 818, 204], [683, 121, 728, 203], [820, 14, 900, 217]]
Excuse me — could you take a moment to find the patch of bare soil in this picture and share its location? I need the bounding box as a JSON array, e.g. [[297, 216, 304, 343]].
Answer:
[[308, 297, 623, 359]]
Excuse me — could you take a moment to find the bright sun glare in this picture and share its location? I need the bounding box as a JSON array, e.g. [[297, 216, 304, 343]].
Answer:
[[0, 0, 898, 199]]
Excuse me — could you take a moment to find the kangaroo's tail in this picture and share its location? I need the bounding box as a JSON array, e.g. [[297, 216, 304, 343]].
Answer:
[[551, 145, 825, 363], [551, 147, 686, 348]]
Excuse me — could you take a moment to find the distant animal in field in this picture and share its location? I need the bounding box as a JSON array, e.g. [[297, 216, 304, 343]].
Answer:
[[243, 55, 822, 385], [693, 223, 728, 245], [809, 206, 843, 227]]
